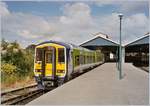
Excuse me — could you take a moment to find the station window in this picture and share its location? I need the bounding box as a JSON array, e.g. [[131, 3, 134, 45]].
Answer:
[[58, 48, 65, 63]]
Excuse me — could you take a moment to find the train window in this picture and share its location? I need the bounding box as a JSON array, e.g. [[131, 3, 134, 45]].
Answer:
[[82, 55, 84, 64], [36, 49, 42, 61], [79, 55, 83, 65], [90, 56, 91, 63], [87, 56, 89, 63], [84, 55, 86, 64], [75, 56, 80, 66], [46, 51, 53, 63], [58, 48, 65, 63]]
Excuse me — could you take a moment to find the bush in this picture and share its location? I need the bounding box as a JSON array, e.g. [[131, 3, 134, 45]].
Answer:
[[1, 62, 17, 84], [1, 63, 17, 75], [1, 39, 35, 85]]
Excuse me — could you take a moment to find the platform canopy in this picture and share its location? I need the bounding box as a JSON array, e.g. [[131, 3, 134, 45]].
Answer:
[[80, 33, 119, 48], [125, 34, 149, 47], [125, 33, 149, 52], [80, 32, 119, 62], [125, 33, 149, 65]]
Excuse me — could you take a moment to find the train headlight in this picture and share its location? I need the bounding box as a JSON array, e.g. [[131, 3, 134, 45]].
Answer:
[[35, 69, 42, 72], [36, 61, 42, 64], [57, 70, 65, 73]]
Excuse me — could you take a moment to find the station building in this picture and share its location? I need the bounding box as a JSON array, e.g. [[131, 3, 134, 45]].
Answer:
[[80, 32, 120, 62], [125, 33, 149, 66], [80, 32, 149, 66]]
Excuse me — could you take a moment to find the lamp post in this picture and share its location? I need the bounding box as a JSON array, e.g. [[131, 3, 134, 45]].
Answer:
[[118, 13, 123, 79]]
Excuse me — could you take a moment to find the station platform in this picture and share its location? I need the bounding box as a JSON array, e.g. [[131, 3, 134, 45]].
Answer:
[[27, 63, 149, 105]]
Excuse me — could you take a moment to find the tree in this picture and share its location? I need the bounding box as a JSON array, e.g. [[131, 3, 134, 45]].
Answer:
[[1, 38, 8, 50], [26, 44, 36, 51], [1, 39, 34, 76]]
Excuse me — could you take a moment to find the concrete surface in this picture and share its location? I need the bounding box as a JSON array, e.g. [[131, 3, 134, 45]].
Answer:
[[27, 63, 149, 105]]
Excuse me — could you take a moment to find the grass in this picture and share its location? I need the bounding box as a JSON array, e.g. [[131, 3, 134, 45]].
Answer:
[[1, 72, 35, 91]]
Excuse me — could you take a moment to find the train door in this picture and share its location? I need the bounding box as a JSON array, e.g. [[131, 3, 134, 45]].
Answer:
[[56, 48, 66, 78], [44, 47, 56, 79]]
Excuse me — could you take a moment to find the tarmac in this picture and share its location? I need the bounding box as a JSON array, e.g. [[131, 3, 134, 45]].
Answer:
[[27, 63, 149, 105]]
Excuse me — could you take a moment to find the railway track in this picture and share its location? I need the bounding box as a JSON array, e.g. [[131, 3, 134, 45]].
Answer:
[[1, 84, 37, 96], [1, 84, 48, 105]]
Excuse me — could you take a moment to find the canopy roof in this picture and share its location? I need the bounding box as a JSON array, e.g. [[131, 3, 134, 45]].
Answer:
[[80, 34, 119, 47], [125, 34, 149, 47]]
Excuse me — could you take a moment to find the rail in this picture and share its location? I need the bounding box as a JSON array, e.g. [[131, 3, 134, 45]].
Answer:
[[1, 84, 40, 105], [1, 84, 37, 96], [1, 83, 57, 105]]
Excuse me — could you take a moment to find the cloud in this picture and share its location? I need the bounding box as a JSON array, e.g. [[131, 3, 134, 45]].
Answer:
[[95, 1, 148, 15], [122, 13, 149, 44], [59, 3, 94, 29], [2, 12, 54, 39], [1, 2, 149, 48], [17, 30, 39, 39], [0, 2, 10, 16], [119, 1, 148, 14], [46, 3, 149, 45], [95, 0, 116, 7], [34, 3, 97, 44]]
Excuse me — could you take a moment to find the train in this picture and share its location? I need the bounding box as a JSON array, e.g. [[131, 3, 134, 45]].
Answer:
[[34, 41, 103, 89]]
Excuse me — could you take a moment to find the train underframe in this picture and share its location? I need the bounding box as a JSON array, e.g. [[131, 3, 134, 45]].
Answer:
[[35, 76, 66, 90]]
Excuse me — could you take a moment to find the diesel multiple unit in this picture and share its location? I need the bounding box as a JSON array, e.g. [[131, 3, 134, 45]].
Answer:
[[34, 41, 103, 89]]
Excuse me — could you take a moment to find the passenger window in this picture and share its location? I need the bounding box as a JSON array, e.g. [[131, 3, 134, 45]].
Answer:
[[80, 55, 84, 64], [58, 48, 65, 63], [46, 51, 52, 63], [75, 56, 80, 66]]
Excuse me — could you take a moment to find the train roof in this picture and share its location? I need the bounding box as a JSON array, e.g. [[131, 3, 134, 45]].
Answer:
[[36, 40, 93, 52]]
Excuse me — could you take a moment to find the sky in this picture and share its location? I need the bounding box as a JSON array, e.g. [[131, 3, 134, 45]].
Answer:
[[0, 0, 149, 48]]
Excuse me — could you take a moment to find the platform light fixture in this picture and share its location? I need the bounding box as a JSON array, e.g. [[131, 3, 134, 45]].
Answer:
[[118, 13, 123, 79]]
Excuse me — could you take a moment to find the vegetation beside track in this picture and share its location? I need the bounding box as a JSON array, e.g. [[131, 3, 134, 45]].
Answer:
[[1, 39, 36, 90]]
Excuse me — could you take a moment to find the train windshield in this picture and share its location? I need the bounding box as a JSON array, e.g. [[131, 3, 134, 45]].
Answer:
[[58, 48, 65, 63], [36, 49, 42, 61]]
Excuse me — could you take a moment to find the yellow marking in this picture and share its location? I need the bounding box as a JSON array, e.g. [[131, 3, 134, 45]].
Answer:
[[56, 63, 65, 76], [36, 72, 41, 74], [35, 63, 41, 69], [45, 63, 52, 76], [36, 43, 64, 48]]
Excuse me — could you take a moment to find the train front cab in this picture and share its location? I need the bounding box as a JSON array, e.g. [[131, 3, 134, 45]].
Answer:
[[34, 43, 67, 89]]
